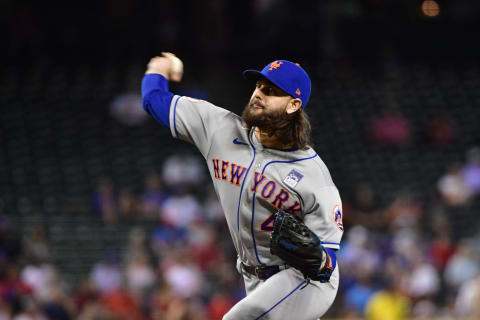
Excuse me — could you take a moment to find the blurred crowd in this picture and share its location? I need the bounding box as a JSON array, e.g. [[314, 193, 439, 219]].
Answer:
[[0, 153, 243, 320], [338, 147, 480, 319]]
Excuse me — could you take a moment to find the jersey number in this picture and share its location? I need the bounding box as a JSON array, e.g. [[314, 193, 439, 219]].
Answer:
[[260, 212, 276, 232]]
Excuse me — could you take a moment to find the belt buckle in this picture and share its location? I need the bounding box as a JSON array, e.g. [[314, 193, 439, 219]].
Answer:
[[254, 266, 261, 278]]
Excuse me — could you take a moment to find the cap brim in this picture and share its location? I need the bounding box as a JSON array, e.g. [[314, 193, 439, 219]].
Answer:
[[242, 70, 263, 81], [242, 70, 291, 98]]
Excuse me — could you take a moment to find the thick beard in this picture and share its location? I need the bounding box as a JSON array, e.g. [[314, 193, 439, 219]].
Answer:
[[241, 102, 288, 135], [242, 101, 312, 150]]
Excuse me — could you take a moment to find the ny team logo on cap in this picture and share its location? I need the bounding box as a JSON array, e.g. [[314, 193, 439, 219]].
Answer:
[[269, 61, 283, 71]]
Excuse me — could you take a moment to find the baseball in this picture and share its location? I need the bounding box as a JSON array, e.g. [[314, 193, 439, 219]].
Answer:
[[170, 56, 183, 73], [169, 55, 183, 82]]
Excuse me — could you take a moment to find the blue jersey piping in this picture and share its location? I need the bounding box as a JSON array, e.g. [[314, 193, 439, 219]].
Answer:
[[254, 280, 306, 320], [173, 96, 181, 138], [321, 241, 341, 246], [233, 138, 249, 145]]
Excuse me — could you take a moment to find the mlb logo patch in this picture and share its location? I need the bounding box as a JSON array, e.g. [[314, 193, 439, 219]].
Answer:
[[283, 169, 303, 188]]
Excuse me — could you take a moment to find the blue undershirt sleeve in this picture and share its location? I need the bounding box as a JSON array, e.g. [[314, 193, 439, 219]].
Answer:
[[141, 74, 174, 128]]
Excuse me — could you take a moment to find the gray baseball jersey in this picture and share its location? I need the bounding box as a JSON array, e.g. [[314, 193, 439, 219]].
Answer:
[[168, 95, 343, 319]]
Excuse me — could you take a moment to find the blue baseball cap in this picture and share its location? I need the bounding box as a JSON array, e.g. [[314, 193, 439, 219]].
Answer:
[[243, 60, 311, 108]]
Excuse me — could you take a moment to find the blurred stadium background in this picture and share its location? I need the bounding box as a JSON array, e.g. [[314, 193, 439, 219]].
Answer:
[[1, 0, 480, 319]]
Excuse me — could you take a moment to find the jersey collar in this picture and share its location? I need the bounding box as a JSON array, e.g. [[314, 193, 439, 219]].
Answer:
[[249, 128, 309, 154]]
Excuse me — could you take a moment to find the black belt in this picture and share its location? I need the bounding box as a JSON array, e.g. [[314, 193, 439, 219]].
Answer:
[[241, 263, 288, 280]]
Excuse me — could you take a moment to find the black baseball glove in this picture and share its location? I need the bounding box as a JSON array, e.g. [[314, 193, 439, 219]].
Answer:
[[270, 210, 334, 283]]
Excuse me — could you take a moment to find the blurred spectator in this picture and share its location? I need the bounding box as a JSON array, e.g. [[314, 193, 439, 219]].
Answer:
[[350, 184, 379, 215], [0, 299, 11, 319], [429, 234, 455, 271], [73, 280, 99, 314], [161, 154, 205, 191], [340, 226, 380, 277], [12, 296, 47, 320], [444, 240, 479, 288], [437, 163, 473, 206], [188, 223, 223, 272], [163, 296, 205, 320], [462, 146, 480, 195], [411, 299, 437, 318], [406, 257, 440, 299], [124, 227, 148, 260], [365, 275, 411, 320], [339, 225, 382, 311], [20, 260, 58, 303], [91, 177, 118, 224], [391, 228, 420, 262], [161, 192, 203, 229], [42, 291, 74, 320], [76, 301, 108, 320], [149, 286, 208, 319], [202, 186, 225, 223], [206, 292, 235, 320], [149, 286, 174, 319], [22, 227, 50, 265], [101, 288, 143, 320], [89, 254, 123, 295], [140, 173, 169, 219], [344, 184, 384, 229], [455, 274, 480, 317], [343, 271, 376, 316], [0, 264, 33, 307], [150, 226, 187, 260], [429, 206, 451, 237], [110, 93, 148, 126], [367, 108, 412, 146], [385, 190, 423, 229], [125, 253, 155, 298], [118, 187, 138, 217], [161, 250, 204, 299]]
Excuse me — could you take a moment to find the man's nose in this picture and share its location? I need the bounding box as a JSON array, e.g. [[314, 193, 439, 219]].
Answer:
[[253, 88, 264, 100]]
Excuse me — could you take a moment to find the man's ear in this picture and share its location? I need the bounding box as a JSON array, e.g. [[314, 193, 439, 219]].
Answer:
[[286, 98, 302, 114]]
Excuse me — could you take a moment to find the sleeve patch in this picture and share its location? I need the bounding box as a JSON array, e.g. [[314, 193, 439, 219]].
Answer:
[[332, 204, 344, 232]]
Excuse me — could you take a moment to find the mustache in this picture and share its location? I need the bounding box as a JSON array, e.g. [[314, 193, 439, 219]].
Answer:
[[249, 99, 265, 109]]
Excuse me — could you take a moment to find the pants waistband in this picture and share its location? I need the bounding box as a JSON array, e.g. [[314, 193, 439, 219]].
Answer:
[[241, 262, 289, 280]]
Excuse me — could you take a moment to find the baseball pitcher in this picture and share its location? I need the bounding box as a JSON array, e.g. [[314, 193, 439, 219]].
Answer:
[[141, 53, 344, 319]]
